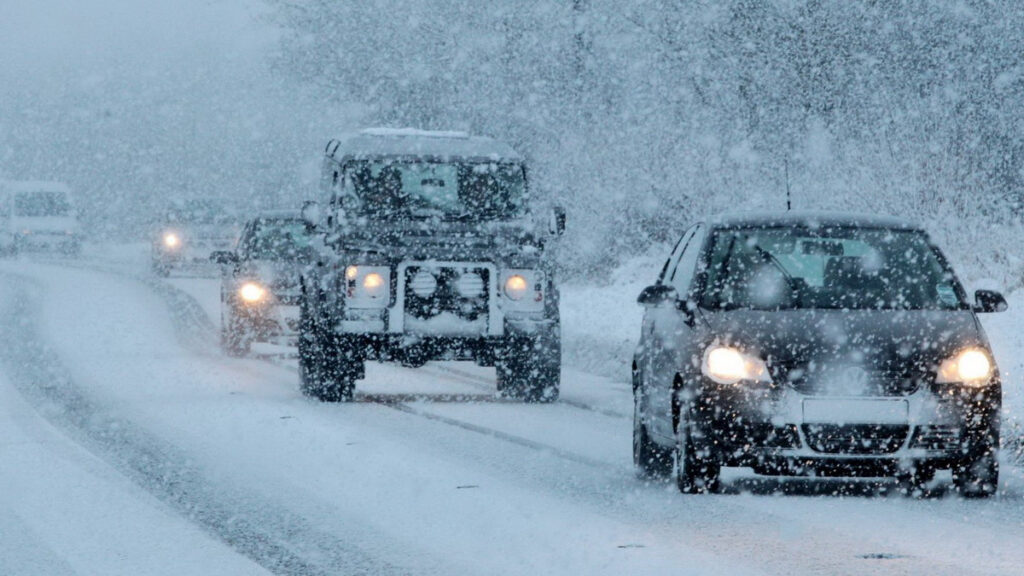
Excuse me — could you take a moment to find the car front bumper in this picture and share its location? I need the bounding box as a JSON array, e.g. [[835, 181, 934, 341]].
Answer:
[[691, 377, 1000, 473]]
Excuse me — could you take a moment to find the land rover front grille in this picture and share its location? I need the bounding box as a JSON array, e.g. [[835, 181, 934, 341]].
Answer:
[[404, 265, 490, 321]]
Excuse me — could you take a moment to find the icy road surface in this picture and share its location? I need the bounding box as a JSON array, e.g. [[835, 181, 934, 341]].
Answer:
[[2, 253, 1024, 575]]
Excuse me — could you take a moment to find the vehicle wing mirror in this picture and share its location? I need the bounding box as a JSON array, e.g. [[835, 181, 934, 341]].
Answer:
[[974, 289, 1007, 313], [210, 250, 238, 265], [637, 284, 678, 307], [548, 206, 566, 237], [301, 200, 321, 229]]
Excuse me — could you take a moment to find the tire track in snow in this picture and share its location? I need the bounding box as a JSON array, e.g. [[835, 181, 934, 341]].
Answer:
[[0, 270, 410, 576]]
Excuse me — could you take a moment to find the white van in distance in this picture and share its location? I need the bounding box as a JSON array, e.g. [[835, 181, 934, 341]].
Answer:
[[0, 180, 82, 255]]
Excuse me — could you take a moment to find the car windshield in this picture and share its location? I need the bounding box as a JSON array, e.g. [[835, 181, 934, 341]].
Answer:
[[245, 219, 312, 260], [700, 226, 966, 311], [343, 160, 526, 220], [14, 192, 71, 217], [167, 200, 233, 225]]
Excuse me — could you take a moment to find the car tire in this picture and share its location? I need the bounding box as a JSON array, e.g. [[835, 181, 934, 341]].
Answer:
[[953, 436, 999, 498], [633, 382, 672, 478], [896, 462, 935, 497], [298, 295, 357, 403], [674, 393, 720, 494], [496, 329, 560, 403], [220, 310, 250, 357]]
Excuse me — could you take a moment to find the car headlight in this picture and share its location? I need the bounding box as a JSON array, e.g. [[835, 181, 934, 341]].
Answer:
[[936, 348, 993, 385], [163, 232, 180, 249], [344, 265, 390, 307], [238, 282, 267, 303], [702, 345, 770, 385], [501, 269, 544, 311]]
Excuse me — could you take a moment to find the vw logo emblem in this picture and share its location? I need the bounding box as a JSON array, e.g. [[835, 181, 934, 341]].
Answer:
[[840, 366, 870, 393]]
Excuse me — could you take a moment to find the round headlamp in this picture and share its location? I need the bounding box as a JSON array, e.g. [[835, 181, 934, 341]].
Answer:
[[163, 232, 180, 249], [239, 282, 267, 303], [504, 274, 529, 301]]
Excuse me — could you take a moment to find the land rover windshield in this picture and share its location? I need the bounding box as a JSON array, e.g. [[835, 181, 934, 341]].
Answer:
[[700, 226, 967, 311], [343, 160, 526, 220]]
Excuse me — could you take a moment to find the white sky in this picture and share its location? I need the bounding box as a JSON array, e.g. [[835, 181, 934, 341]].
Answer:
[[0, 0, 270, 71]]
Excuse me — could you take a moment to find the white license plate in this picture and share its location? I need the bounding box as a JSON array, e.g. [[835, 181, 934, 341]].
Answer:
[[803, 398, 908, 425]]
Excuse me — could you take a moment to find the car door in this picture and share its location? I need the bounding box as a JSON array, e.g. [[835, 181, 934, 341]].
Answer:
[[648, 223, 706, 440]]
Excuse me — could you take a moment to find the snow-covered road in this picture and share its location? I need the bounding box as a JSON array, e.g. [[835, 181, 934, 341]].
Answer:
[[3, 255, 1024, 575]]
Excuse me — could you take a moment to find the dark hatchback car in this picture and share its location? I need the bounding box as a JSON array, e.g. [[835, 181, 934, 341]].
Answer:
[[633, 212, 1007, 497], [211, 211, 314, 355]]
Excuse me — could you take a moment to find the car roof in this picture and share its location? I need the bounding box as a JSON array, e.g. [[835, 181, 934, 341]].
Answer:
[[708, 210, 924, 231], [326, 128, 523, 163], [253, 209, 301, 221]]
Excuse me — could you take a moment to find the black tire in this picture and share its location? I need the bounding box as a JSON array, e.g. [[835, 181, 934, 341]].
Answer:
[[674, 392, 720, 494], [953, 442, 999, 498], [220, 310, 250, 357], [497, 329, 560, 403], [151, 258, 170, 277], [896, 463, 935, 497], [633, 381, 672, 478], [298, 295, 358, 402]]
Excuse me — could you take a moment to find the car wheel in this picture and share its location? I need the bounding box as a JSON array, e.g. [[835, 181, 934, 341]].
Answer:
[[633, 382, 672, 478], [298, 297, 358, 403], [220, 310, 250, 357], [896, 462, 935, 497], [496, 330, 560, 403], [953, 442, 999, 498], [674, 394, 720, 494]]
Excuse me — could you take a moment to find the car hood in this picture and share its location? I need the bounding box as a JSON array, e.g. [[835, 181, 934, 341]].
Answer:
[[336, 219, 546, 262], [700, 308, 987, 378], [243, 259, 305, 296]]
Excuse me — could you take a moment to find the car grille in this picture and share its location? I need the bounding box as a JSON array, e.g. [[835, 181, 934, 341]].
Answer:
[[802, 424, 909, 455], [909, 425, 961, 451], [783, 366, 927, 397], [404, 265, 490, 321]]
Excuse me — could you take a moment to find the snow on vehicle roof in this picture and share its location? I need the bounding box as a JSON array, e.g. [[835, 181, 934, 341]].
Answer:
[[327, 129, 523, 163], [1, 180, 72, 194], [359, 127, 469, 139], [254, 209, 302, 220], [709, 210, 923, 231]]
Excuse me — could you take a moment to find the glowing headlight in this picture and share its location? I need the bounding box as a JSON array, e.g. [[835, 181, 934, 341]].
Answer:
[[937, 348, 993, 385], [239, 282, 267, 303], [344, 265, 390, 307], [362, 272, 385, 297], [504, 274, 529, 300], [702, 345, 770, 385], [163, 232, 180, 248]]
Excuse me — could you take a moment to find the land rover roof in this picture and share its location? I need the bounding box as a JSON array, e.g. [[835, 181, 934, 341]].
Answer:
[[326, 128, 524, 164]]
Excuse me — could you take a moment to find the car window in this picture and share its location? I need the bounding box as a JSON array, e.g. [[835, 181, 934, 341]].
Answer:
[[700, 226, 966, 311], [669, 224, 705, 296], [242, 219, 313, 260]]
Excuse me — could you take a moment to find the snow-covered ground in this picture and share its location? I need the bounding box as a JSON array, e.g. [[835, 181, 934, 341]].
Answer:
[[2, 248, 1024, 574]]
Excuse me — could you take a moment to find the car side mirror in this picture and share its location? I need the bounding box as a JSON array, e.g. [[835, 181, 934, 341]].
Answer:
[[974, 289, 1007, 313], [301, 200, 321, 230], [548, 206, 566, 237], [637, 284, 678, 307], [210, 251, 238, 265]]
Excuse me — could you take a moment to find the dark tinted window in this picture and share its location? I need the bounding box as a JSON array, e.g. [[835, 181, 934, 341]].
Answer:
[[243, 219, 312, 260], [700, 226, 965, 311], [344, 160, 526, 220]]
